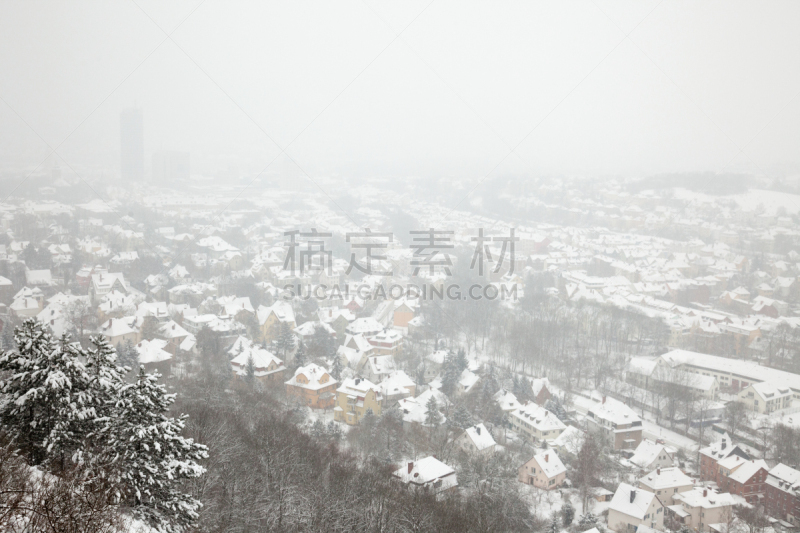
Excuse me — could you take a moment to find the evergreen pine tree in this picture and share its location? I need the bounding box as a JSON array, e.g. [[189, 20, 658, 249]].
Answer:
[[117, 338, 139, 370], [293, 341, 307, 369], [450, 404, 473, 429], [579, 513, 598, 528], [108, 368, 208, 531], [562, 502, 575, 526], [416, 364, 426, 386], [276, 322, 296, 357], [424, 397, 442, 427], [245, 354, 255, 383], [84, 335, 128, 454], [0, 320, 95, 466], [330, 354, 342, 380], [441, 358, 460, 397], [455, 347, 469, 374]]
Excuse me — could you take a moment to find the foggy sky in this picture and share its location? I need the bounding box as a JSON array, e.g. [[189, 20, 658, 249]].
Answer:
[[1, 0, 799, 181]]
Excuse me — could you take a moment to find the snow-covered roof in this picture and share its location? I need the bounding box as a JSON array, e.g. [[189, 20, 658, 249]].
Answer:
[[588, 396, 641, 426], [346, 317, 383, 336], [727, 459, 768, 484], [257, 301, 295, 325], [136, 339, 172, 364], [392, 456, 456, 489], [530, 450, 566, 478], [379, 370, 415, 397], [674, 488, 735, 509], [463, 424, 496, 451], [661, 349, 800, 393], [493, 389, 522, 412], [639, 467, 693, 491], [511, 402, 566, 433], [630, 439, 672, 469], [609, 483, 659, 519], [285, 363, 336, 390], [230, 346, 284, 377], [766, 464, 800, 494]]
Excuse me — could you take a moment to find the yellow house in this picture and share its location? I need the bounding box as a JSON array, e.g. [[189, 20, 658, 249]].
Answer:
[[333, 377, 382, 425], [256, 301, 296, 342]]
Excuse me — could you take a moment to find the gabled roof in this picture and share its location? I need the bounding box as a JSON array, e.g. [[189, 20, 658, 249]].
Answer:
[[610, 483, 660, 519], [727, 459, 768, 484], [136, 339, 172, 364], [463, 424, 496, 451], [528, 450, 566, 478], [639, 467, 693, 491], [630, 439, 672, 469]]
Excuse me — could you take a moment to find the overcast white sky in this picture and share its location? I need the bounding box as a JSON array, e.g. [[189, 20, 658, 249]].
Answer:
[[1, 0, 799, 182]]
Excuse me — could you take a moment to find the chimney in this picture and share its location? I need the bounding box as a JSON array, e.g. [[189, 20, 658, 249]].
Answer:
[[703, 489, 707, 497], [721, 440, 727, 450], [356, 378, 361, 385], [476, 426, 481, 435], [408, 461, 414, 474], [657, 468, 660, 475], [602, 396, 607, 404], [545, 454, 549, 463], [109, 318, 113, 327], [630, 490, 636, 503]]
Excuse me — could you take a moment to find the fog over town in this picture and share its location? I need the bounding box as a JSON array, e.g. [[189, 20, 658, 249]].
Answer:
[[2, 2, 800, 533]]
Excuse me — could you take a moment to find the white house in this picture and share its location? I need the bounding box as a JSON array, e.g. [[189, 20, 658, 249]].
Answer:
[[455, 424, 497, 456], [608, 483, 665, 533]]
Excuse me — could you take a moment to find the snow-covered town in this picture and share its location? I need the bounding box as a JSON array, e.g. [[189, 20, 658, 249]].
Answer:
[[2, 2, 800, 532], [3, 173, 800, 532]]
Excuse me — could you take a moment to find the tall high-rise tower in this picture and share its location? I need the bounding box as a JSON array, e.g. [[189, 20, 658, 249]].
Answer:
[[120, 107, 143, 181]]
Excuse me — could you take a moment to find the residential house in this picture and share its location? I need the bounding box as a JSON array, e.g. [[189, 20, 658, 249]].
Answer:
[[345, 317, 383, 338], [493, 389, 523, 413], [668, 488, 735, 532], [337, 333, 374, 369], [135, 339, 173, 378], [717, 459, 768, 505], [98, 317, 139, 347], [532, 378, 553, 406], [230, 346, 286, 384], [379, 370, 416, 405], [89, 270, 128, 304], [257, 301, 296, 342], [517, 450, 567, 490], [361, 354, 395, 384], [509, 403, 566, 445], [638, 467, 695, 506], [738, 382, 793, 414], [368, 329, 404, 356], [333, 377, 383, 425], [392, 457, 458, 497], [699, 433, 750, 483], [396, 388, 449, 429], [393, 301, 415, 328], [284, 363, 338, 409], [765, 464, 800, 526], [629, 440, 675, 471], [159, 320, 190, 355], [455, 424, 497, 456], [608, 483, 665, 533], [587, 396, 643, 450]]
